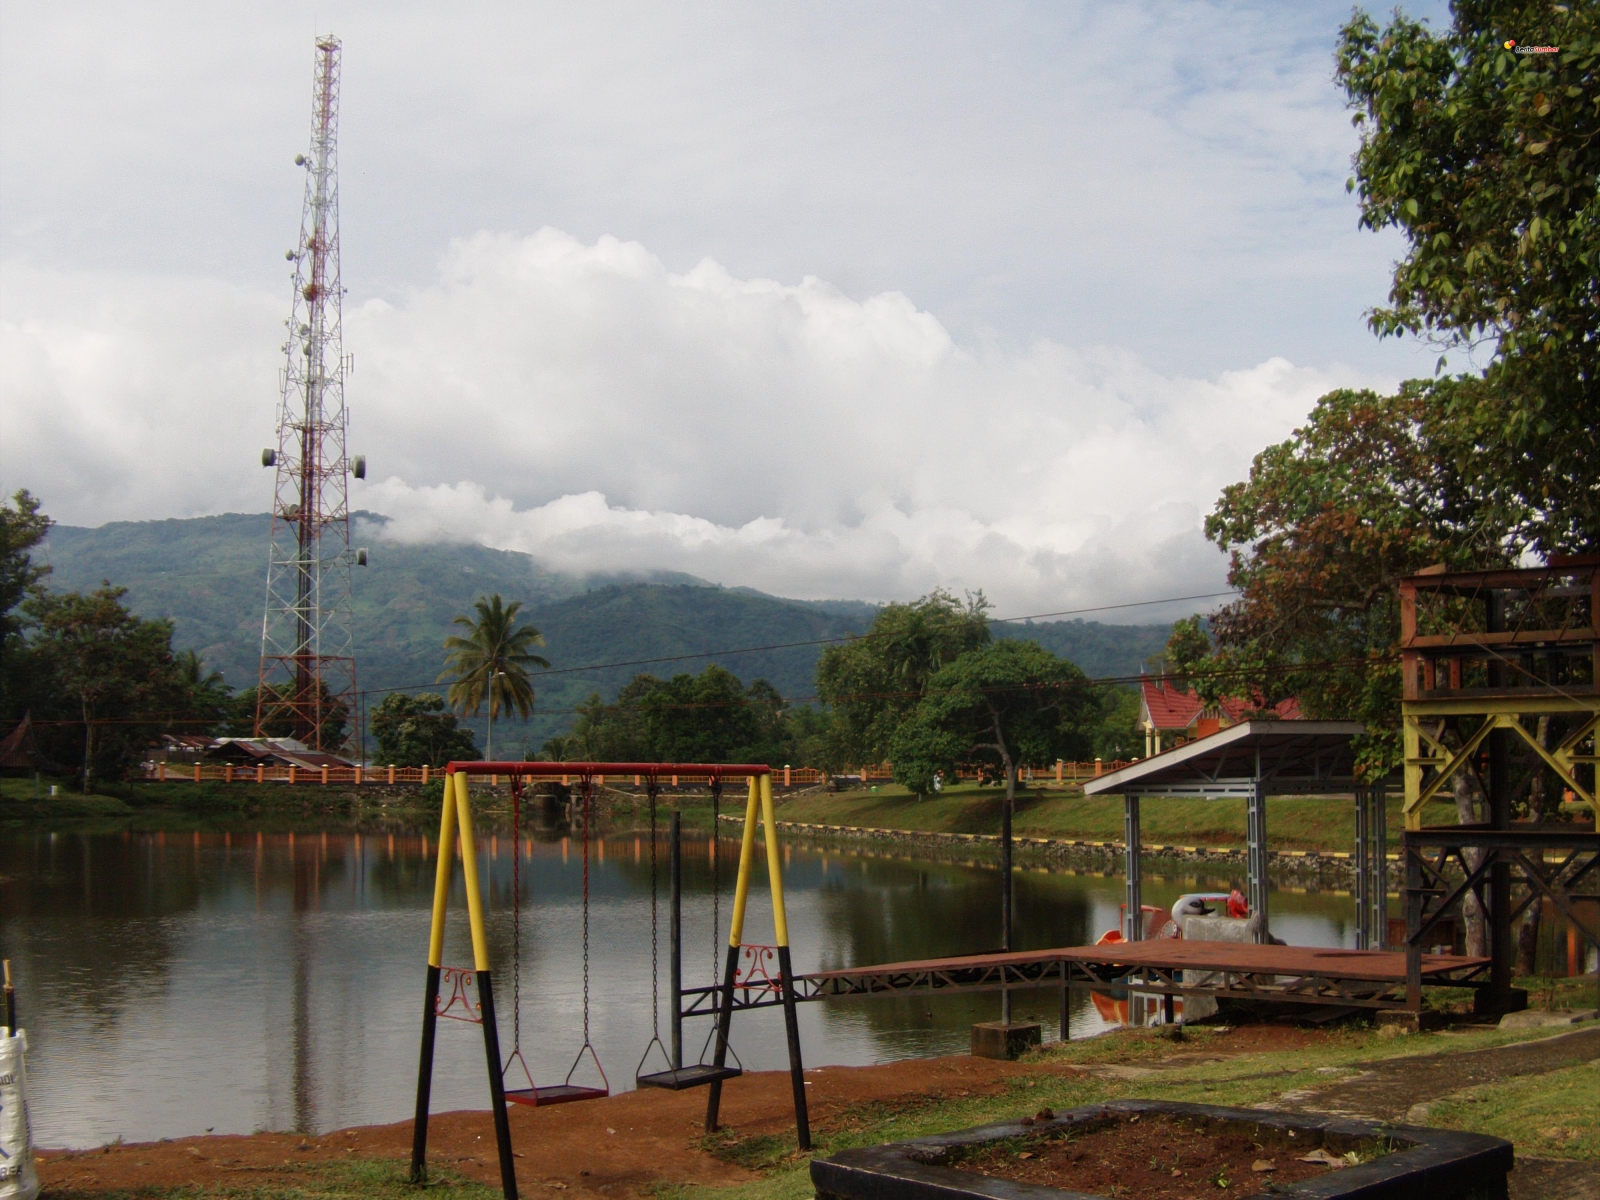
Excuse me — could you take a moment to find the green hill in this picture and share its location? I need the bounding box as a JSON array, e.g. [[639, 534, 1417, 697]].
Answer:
[[39, 513, 1172, 753]]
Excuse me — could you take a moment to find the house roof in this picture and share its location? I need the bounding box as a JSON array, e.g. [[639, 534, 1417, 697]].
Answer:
[[1084, 720, 1367, 797], [0, 714, 55, 771], [1140, 677, 1302, 730]]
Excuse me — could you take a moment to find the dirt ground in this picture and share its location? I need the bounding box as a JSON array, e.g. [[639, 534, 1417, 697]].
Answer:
[[34, 1023, 1596, 1198], [37, 1053, 1044, 1195]]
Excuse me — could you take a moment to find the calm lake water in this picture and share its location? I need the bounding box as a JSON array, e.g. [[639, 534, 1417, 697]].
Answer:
[[2, 823, 1365, 1148]]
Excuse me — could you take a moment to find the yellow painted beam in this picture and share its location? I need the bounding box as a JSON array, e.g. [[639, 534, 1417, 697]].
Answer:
[[726, 779, 761, 947], [454, 772, 492, 973], [760, 773, 790, 948], [427, 770, 459, 968]]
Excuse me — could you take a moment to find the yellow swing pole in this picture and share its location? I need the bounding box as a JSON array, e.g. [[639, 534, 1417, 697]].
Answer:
[[411, 772, 521, 1200], [411, 768, 460, 1181], [705, 778, 760, 1132], [704, 773, 811, 1150], [762, 771, 811, 1149]]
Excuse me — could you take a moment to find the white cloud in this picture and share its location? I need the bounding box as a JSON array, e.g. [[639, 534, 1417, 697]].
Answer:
[[3, 229, 1390, 613]]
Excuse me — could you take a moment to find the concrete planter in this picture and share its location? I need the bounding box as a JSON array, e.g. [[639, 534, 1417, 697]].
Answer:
[[811, 1099, 1512, 1200]]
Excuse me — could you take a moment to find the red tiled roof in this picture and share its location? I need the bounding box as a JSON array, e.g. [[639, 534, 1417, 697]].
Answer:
[[1141, 678, 1301, 731]]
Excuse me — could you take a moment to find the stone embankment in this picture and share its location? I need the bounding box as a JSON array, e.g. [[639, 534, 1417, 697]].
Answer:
[[719, 814, 1395, 886]]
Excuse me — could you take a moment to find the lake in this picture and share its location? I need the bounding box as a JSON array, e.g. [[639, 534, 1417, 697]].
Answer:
[[2, 823, 1364, 1148]]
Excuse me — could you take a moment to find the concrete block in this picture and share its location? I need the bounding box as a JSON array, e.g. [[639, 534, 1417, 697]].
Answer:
[[1473, 986, 1528, 1017], [1498, 1008, 1595, 1029], [970, 1021, 1041, 1060]]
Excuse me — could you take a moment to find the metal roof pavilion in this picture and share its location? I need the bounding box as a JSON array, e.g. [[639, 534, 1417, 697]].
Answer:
[[1083, 720, 1366, 798], [1082, 721, 1384, 947]]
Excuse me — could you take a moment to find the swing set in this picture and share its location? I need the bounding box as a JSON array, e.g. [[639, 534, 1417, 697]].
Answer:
[[409, 762, 810, 1200]]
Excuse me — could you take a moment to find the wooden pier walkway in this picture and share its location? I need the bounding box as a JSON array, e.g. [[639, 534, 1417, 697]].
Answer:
[[683, 942, 1491, 1016]]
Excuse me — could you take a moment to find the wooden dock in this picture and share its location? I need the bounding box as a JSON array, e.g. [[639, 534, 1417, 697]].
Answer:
[[683, 942, 1491, 1016]]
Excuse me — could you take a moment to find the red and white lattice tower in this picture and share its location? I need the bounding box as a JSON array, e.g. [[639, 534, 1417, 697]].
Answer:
[[256, 34, 363, 752]]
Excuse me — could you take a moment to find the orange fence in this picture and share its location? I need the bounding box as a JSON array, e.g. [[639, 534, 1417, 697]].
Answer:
[[143, 758, 1134, 788]]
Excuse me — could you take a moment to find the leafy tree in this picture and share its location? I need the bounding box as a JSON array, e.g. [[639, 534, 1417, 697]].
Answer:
[[370, 691, 479, 766], [439, 594, 551, 758], [1162, 617, 1212, 692], [1201, 386, 1518, 771], [174, 649, 234, 731], [558, 665, 794, 765], [889, 641, 1097, 803], [1, 489, 52, 719], [1337, 3, 1599, 550], [27, 585, 186, 790], [815, 589, 990, 766], [1093, 686, 1144, 762]]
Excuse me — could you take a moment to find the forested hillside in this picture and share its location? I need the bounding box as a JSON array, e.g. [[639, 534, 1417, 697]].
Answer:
[[41, 513, 1170, 752]]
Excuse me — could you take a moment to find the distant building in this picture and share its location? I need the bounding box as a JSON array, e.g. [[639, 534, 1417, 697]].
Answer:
[[153, 733, 355, 772], [1138, 677, 1301, 757]]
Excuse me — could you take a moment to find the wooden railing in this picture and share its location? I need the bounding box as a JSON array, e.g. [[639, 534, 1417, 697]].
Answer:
[[142, 758, 1135, 787]]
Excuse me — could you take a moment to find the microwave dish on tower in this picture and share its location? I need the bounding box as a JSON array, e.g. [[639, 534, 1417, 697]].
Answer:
[[255, 33, 365, 752]]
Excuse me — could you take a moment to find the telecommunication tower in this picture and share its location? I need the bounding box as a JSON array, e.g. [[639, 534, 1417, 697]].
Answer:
[[256, 34, 366, 752]]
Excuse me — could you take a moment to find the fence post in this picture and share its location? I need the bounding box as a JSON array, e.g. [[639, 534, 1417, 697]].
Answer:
[[389, 764, 396, 785], [355, 764, 363, 785], [257, 764, 265, 783], [1095, 758, 1103, 777], [1056, 760, 1063, 784], [422, 765, 429, 785], [158, 761, 166, 782], [785, 765, 791, 787], [289, 765, 297, 785], [193, 763, 201, 783], [322, 766, 329, 785]]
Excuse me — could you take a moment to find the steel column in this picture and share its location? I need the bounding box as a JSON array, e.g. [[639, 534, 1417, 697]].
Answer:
[[1124, 795, 1142, 941], [1355, 784, 1370, 949], [669, 809, 682, 1070], [1247, 783, 1269, 942]]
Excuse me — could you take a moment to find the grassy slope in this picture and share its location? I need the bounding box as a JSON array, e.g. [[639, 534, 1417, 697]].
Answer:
[[774, 782, 1471, 852]]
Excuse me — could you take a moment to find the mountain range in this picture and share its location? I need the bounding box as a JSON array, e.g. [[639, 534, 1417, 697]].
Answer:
[[40, 513, 1174, 753]]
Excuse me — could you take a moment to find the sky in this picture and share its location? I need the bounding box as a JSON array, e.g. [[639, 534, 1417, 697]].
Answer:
[[0, 1, 1451, 619]]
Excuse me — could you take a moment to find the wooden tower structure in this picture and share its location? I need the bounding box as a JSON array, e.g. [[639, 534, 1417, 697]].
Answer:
[[1399, 556, 1599, 1014]]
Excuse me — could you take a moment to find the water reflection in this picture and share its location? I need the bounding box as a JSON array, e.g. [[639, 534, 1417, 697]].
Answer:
[[6, 827, 1369, 1148]]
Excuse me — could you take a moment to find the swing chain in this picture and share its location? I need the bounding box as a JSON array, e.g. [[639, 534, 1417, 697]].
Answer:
[[648, 781, 660, 1034], [510, 774, 523, 1058], [710, 778, 721, 979], [581, 774, 593, 1045]]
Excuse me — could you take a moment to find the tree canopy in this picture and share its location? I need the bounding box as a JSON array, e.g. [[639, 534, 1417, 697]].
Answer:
[[370, 691, 479, 767], [554, 664, 792, 766], [889, 640, 1097, 801], [1337, 2, 1599, 550], [439, 593, 551, 731], [815, 590, 991, 767]]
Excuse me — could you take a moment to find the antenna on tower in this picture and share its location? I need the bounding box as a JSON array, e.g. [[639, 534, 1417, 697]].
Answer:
[[255, 34, 363, 753]]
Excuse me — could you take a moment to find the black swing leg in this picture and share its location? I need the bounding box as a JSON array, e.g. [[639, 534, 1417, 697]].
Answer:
[[704, 944, 740, 1133], [477, 970, 520, 1200], [778, 945, 811, 1151], [410, 964, 442, 1182]]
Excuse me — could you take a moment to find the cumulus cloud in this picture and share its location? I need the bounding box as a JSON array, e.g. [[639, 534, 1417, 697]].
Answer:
[[3, 229, 1389, 612]]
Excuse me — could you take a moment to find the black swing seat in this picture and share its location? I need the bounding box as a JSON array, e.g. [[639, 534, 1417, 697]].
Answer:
[[636, 1064, 743, 1091], [504, 1083, 609, 1107]]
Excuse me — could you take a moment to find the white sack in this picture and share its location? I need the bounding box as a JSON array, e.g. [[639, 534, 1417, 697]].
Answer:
[[0, 1029, 40, 1200]]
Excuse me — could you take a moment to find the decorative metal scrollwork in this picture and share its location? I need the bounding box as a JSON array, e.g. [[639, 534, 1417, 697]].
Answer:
[[735, 944, 781, 993], [436, 966, 482, 1023]]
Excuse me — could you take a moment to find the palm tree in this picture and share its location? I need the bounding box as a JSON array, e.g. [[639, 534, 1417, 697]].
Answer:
[[438, 594, 551, 759]]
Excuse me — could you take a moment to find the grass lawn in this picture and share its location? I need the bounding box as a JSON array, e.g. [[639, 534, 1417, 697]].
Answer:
[[1426, 1059, 1600, 1160], [772, 782, 1467, 853]]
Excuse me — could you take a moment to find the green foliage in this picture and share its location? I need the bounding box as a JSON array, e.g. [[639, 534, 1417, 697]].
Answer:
[[369, 691, 479, 766], [1092, 685, 1143, 761], [0, 488, 52, 719], [815, 590, 991, 766], [1337, 2, 1600, 550], [25, 584, 188, 789], [1203, 386, 1517, 770], [1162, 617, 1212, 693], [438, 593, 551, 731], [889, 640, 1097, 799], [553, 664, 794, 764]]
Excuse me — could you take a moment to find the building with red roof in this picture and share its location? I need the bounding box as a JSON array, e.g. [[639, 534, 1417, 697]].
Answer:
[[1138, 676, 1301, 757]]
